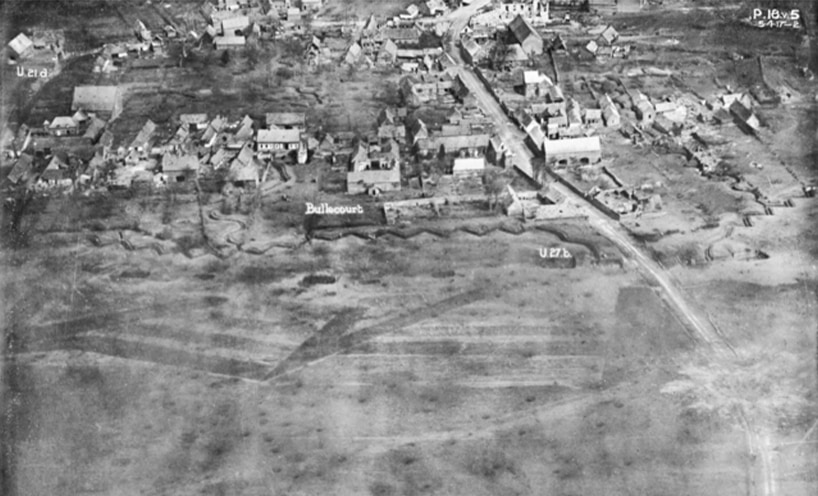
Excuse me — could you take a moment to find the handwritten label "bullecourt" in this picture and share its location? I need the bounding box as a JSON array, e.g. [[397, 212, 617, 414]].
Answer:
[[305, 203, 364, 215]]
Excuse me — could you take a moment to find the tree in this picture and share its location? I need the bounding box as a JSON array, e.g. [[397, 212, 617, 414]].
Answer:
[[221, 50, 231, 66], [488, 39, 512, 71], [244, 42, 260, 70], [483, 170, 512, 212]]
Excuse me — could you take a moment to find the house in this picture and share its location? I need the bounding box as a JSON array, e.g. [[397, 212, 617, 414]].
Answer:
[[83, 116, 107, 143], [585, 39, 599, 56], [315, 133, 336, 159], [543, 136, 601, 167], [233, 115, 255, 142], [416, 133, 490, 155], [48, 116, 79, 137], [256, 128, 301, 152], [401, 4, 420, 20], [400, 73, 454, 104], [508, 15, 543, 56], [426, 0, 448, 16], [566, 98, 583, 126], [135, 20, 152, 41], [599, 94, 620, 127], [729, 100, 760, 134], [161, 153, 200, 182], [597, 25, 619, 46], [180, 113, 209, 130], [347, 139, 401, 195], [221, 16, 250, 35], [269, 0, 290, 17], [452, 151, 486, 175], [344, 42, 362, 65], [498, 0, 545, 20], [654, 101, 677, 114], [214, 35, 246, 49], [583, 108, 602, 127], [40, 155, 67, 184], [286, 6, 301, 21], [517, 70, 552, 98], [71, 86, 123, 120], [377, 39, 398, 65], [381, 27, 421, 47], [265, 112, 305, 129], [7, 154, 35, 185], [487, 136, 507, 167], [130, 120, 157, 152], [526, 125, 546, 151], [546, 84, 564, 103], [632, 92, 655, 124], [7, 33, 34, 59], [228, 157, 259, 187], [407, 117, 429, 144]]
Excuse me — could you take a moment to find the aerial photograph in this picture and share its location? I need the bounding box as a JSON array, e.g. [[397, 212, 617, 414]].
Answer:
[[0, 0, 815, 494]]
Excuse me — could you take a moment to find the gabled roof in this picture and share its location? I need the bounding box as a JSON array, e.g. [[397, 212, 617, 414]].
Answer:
[[317, 133, 336, 150], [345, 42, 362, 63], [378, 108, 396, 126], [72, 109, 89, 122], [83, 116, 107, 139], [381, 38, 398, 55], [180, 113, 209, 124], [257, 128, 300, 143], [8, 33, 33, 56], [462, 38, 483, 57], [543, 136, 601, 155], [131, 120, 157, 149], [508, 15, 540, 45], [234, 143, 254, 166], [49, 116, 78, 129], [521, 70, 552, 86], [598, 25, 619, 45], [222, 16, 250, 30], [8, 154, 34, 184]]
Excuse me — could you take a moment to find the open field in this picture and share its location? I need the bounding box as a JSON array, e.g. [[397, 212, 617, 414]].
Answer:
[[2, 184, 815, 495]]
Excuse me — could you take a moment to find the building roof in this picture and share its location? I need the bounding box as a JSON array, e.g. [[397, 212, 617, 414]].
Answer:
[[222, 16, 250, 30], [526, 125, 545, 147], [382, 27, 421, 42], [521, 70, 551, 86], [180, 113, 209, 124], [131, 120, 157, 149], [72, 86, 121, 113], [8, 33, 33, 56], [49, 116, 78, 128], [257, 128, 300, 143], [265, 112, 306, 128], [508, 15, 540, 45], [83, 116, 107, 139], [214, 35, 246, 46], [543, 136, 601, 155], [584, 108, 602, 120], [8, 154, 34, 184], [462, 38, 483, 58], [598, 25, 619, 45], [162, 154, 200, 173]]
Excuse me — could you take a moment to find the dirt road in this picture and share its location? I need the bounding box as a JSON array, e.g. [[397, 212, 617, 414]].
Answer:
[[442, 4, 774, 494]]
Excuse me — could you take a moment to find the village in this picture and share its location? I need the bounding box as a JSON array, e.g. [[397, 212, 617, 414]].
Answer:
[[2, 1, 818, 495], [3, 0, 812, 245]]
